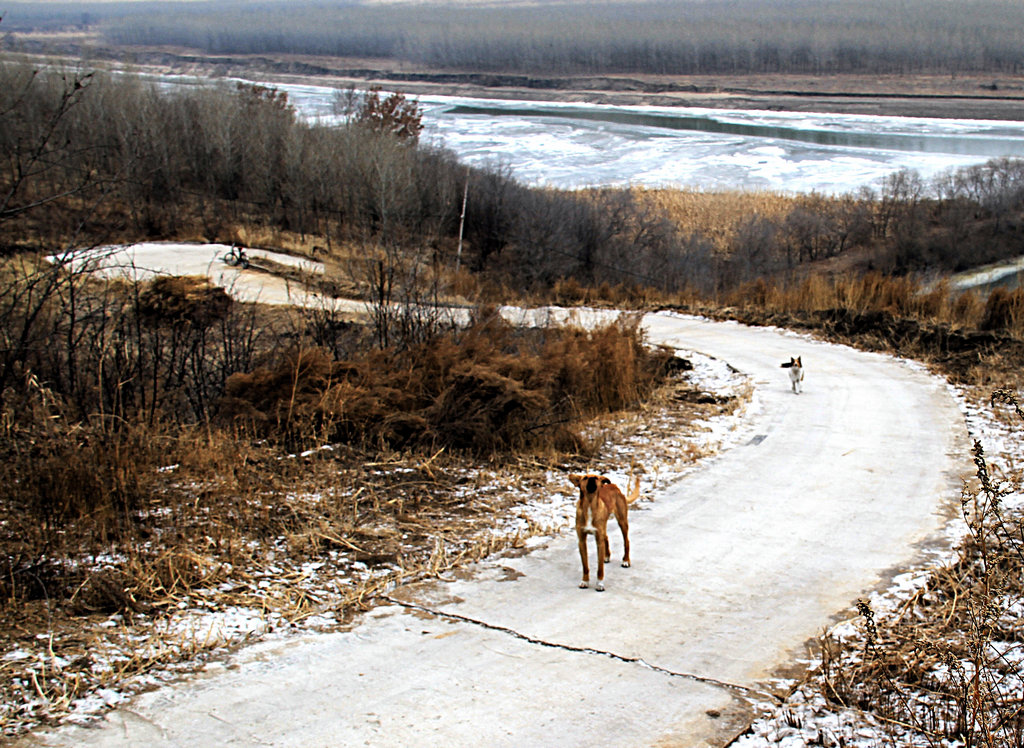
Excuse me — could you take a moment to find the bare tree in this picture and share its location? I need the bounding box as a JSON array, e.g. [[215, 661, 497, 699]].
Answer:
[[0, 59, 95, 231]]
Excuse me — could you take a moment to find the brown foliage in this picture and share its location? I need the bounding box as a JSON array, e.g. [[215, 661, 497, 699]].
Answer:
[[0, 381, 164, 539], [354, 86, 424, 141], [137, 275, 233, 328], [708, 272, 1024, 383], [819, 427, 1024, 746], [980, 286, 1024, 332], [216, 310, 670, 455], [634, 187, 795, 254]]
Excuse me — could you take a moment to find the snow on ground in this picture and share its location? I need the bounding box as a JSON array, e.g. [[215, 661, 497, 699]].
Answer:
[[49, 242, 337, 308], [16, 311, 972, 747], [733, 379, 1023, 748]]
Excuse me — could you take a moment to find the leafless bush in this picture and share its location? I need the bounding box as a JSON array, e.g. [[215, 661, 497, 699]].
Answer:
[[0, 374, 163, 545], [980, 287, 1024, 332]]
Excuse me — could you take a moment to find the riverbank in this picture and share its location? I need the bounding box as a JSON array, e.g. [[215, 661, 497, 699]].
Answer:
[[9, 32, 1024, 120], [247, 64, 1024, 120]]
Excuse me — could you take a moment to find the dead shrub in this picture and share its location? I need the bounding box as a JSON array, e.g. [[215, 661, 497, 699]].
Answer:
[[66, 567, 137, 615], [124, 548, 232, 610], [550, 277, 655, 308], [952, 290, 984, 327], [137, 275, 232, 328], [728, 271, 1002, 336], [543, 315, 654, 413], [426, 364, 550, 453], [216, 309, 670, 455], [980, 286, 1024, 332], [219, 347, 352, 445], [552, 276, 588, 305], [0, 389, 163, 536], [915, 279, 951, 321], [0, 387, 180, 609], [819, 403, 1024, 747]]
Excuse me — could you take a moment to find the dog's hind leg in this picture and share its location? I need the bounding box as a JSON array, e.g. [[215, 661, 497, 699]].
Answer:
[[594, 533, 606, 591], [615, 512, 631, 568], [577, 532, 590, 589]]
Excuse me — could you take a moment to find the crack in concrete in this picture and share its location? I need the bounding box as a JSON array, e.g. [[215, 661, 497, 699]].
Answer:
[[382, 595, 782, 704]]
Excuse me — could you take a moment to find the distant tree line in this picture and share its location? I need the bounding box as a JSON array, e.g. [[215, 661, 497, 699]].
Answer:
[[67, 0, 1024, 77]]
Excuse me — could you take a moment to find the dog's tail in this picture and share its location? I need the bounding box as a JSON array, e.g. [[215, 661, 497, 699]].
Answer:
[[626, 464, 642, 504]]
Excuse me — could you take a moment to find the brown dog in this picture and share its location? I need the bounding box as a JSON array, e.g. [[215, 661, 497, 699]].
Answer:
[[568, 472, 641, 591]]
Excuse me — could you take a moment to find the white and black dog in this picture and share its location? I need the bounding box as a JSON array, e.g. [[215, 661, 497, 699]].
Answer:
[[781, 356, 804, 394]]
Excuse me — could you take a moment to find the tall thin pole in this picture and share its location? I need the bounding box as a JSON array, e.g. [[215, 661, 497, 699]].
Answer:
[[455, 169, 469, 273]]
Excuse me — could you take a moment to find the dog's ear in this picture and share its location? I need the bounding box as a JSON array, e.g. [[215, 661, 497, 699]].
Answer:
[[569, 474, 584, 488], [797, 356, 802, 366], [600, 477, 612, 485]]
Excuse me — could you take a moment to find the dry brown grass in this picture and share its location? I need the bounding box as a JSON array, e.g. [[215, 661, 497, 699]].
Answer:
[[137, 276, 233, 327], [217, 310, 673, 455], [549, 276, 678, 308], [0, 281, 718, 736], [0, 350, 730, 737], [676, 272, 1024, 387], [631, 187, 798, 253], [0, 389, 165, 543], [722, 272, 1024, 340], [980, 287, 1024, 332], [726, 273, 943, 319]]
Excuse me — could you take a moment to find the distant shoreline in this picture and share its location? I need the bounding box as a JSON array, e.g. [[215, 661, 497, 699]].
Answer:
[[10, 36, 1024, 121]]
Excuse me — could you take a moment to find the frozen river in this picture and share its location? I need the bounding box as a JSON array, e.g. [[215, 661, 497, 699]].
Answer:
[[428, 101, 1024, 194], [168, 76, 1024, 194]]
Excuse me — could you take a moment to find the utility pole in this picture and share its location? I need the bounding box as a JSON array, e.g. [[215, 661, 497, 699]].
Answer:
[[456, 168, 469, 273]]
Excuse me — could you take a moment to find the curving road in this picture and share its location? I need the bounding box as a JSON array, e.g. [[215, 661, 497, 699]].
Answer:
[[22, 312, 968, 748]]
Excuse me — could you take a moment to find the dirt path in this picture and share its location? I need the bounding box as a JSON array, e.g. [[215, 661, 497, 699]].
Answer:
[[20, 313, 968, 748]]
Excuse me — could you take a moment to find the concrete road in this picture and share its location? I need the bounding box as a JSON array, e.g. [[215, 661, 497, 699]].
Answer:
[[22, 313, 969, 748]]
